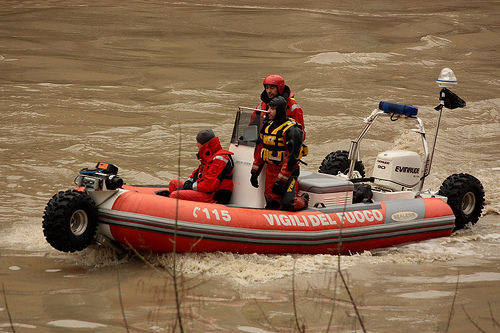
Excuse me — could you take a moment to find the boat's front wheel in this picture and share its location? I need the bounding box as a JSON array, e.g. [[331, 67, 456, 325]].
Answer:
[[318, 150, 366, 177], [42, 190, 99, 252], [438, 173, 485, 231]]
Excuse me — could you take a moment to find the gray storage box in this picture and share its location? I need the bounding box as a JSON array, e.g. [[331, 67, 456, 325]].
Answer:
[[298, 171, 354, 207]]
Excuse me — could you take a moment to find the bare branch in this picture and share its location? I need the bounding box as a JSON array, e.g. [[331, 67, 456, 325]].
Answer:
[[488, 302, 500, 329], [461, 305, 486, 333], [338, 269, 366, 332], [172, 124, 184, 333], [445, 272, 459, 333], [335, 199, 366, 332], [325, 272, 339, 333], [116, 271, 130, 333], [254, 299, 279, 332], [292, 260, 304, 333], [1, 283, 16, 333], [126, 239, 172, 276]]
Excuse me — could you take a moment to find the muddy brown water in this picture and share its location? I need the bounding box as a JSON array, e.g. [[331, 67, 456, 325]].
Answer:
[[1, 1, 499, 332]]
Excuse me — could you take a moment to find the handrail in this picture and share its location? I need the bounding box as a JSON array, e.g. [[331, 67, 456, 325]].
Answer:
[[347, 110, 429, 193]]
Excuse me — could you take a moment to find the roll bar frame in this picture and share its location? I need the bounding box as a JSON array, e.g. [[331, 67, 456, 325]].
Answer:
[[346, 109, 436, 194]]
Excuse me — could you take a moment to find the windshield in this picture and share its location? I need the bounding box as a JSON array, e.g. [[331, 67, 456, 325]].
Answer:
[[230, 108, 265, 147]]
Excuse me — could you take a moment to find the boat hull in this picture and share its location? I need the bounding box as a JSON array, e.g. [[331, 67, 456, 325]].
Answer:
[[96, 185, 455, 254]]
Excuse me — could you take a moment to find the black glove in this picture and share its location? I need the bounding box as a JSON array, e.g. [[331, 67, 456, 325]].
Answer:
[[180, 180, 193, 190], [272, 178, 286, 195], [155, 190, 170, 197], [250, 174, 259, 188]]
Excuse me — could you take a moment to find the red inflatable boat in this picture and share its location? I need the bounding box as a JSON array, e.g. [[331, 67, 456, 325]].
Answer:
[[42, 72, 484, 255]]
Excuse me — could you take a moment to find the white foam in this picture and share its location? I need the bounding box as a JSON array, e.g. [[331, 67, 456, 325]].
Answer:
[[170, 89, 234, 98], [59, 221, 498, 285], [459, 272, 500, 282], [37, 82, 74, 88], [238, 326, 275, 333], [0, 223, 52, 252], [142, 252, 348, 285], [397, 290, 455, 299], [99, 85, 121, 89], [390, 271, 500, 284], [407, 35, 452, 50], [307, 52, 393, 65], [47, 320, 107, 329], [0, 323, 37, 329]]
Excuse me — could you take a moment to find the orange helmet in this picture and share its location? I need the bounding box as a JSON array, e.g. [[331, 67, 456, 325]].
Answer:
[[263, 74, 285, 95]]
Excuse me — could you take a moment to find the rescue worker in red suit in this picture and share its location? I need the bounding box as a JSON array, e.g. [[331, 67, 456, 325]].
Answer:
[[250, 74, 305, 138], [158, 129, 234, 204], [250, 96, 309, 211]]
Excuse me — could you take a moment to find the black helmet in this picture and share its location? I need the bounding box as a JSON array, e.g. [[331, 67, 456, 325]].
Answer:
[[268, 96, 287, 122], [196, 129, 216, 145]]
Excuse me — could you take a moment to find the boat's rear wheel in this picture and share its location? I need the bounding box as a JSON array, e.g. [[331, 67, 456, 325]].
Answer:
[[318, 150, 366, 177], [70, 209, 89, 236], [42, 190, 99, 252], [438, 173, 485, 231]]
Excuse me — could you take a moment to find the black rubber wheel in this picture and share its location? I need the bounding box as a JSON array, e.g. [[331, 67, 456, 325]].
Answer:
[[42, 190, 99, 252], [318, 150, 366, 177], [438, 173, 485, 231]]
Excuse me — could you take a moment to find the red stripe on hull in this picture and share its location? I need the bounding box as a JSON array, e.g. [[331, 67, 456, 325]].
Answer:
[[108, 224, 453, 255]]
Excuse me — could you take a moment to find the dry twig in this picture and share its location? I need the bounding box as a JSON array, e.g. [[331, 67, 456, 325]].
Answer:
[[172, 124, 185, 333], [292, 260, 304, 333], [336, 205, 366, 332], [461, 305, 486, 333], [488, 302, 500, 329], [116, 272, 130, 333], [445, 272, 460, 332], [1, 283, 16, 333]]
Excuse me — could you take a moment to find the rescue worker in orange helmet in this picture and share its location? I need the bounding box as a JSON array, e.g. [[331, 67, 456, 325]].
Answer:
[[250, 74, 306, 138], [158, 129, 234, 204], [250, 96, 309, 211]]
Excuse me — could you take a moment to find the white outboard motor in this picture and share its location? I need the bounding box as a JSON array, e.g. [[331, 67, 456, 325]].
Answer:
[[372, 150, 422, 191]]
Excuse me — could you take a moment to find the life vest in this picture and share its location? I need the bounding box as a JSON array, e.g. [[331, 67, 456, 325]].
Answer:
[[260, 118, 307, 165]]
